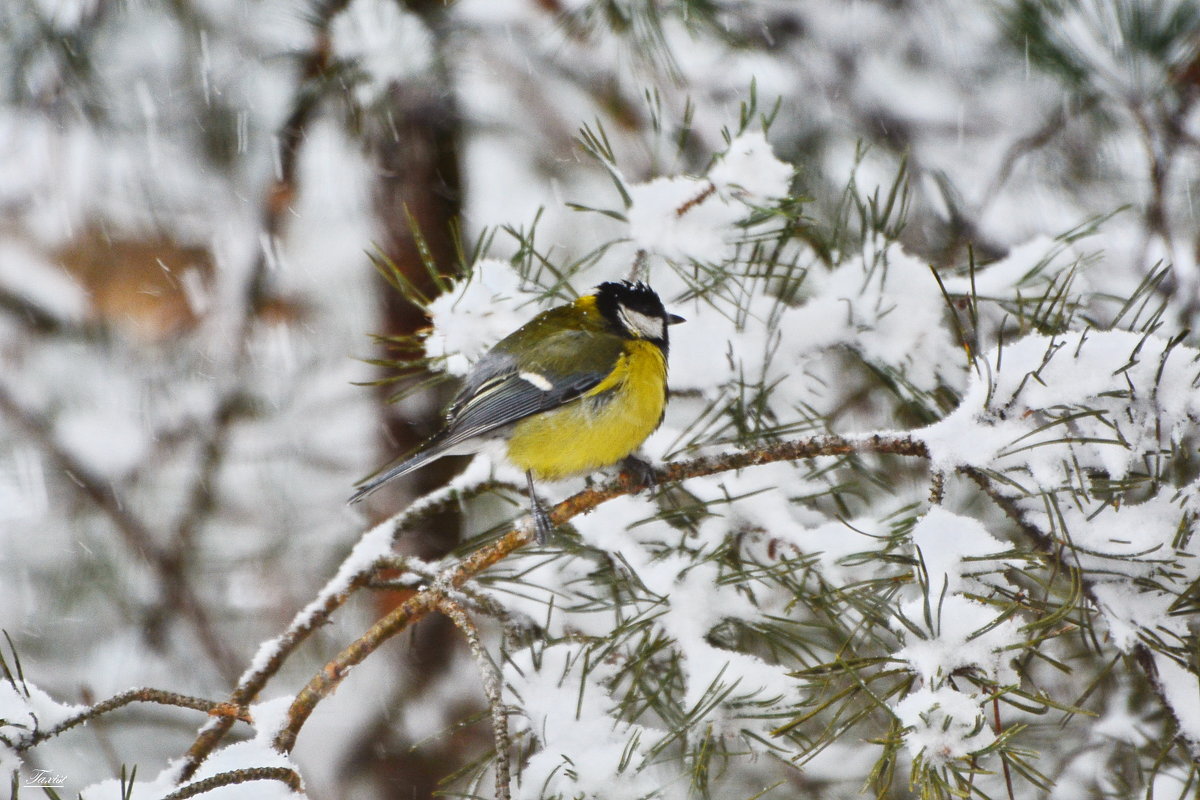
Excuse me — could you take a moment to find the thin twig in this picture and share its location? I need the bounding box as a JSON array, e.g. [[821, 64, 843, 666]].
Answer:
[[438, 596, 511, 800], [17, 688, 250, 750], [979, 97, 1098, 214], [0, 285, 98, 338], [161, 767, 303, 800], [176, 564, 378, 782], [928, 469, 946, 506]]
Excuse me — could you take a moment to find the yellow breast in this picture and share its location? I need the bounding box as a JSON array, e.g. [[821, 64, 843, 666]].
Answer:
[[505, 340, 667, 480]]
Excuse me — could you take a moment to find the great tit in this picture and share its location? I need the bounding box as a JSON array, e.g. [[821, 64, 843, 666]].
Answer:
[[350, 280, 685, 541]]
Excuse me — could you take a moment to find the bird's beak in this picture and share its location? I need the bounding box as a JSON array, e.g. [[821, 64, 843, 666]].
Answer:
[[667, 314, 686, 325]]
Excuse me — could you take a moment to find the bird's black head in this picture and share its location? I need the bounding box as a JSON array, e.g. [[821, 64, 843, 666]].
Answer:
[[592, 281, 684, 349]]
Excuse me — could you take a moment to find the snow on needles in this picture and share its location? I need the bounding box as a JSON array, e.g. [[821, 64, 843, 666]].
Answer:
[[627, 175, 744, 264], [0, 678, 87, 744], [923, 329, 1200, 481], [625, 131, 792, 264], [666, 237, 962, 406], [921, 330, 1200, 642], [423, 259, 533, 376], [918, 328, 1200, 747], [707, 130, 794, 204], [505, 645, 677, 800], [894, 686, 996, 764], [886, 508, 1018, 764]]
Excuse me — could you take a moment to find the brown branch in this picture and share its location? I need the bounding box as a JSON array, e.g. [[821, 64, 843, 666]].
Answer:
[[675, 182, 717, 217], [272, 578, 445, 754], [175, 485, 492, 782], [18, 688, 250, 750], [161, 767, 303, 800], [176, 566, 378, 782], [271, 433, 928, 754]]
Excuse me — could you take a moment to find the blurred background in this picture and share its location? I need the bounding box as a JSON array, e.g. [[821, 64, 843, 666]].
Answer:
[[2, 0, 1198, 797]]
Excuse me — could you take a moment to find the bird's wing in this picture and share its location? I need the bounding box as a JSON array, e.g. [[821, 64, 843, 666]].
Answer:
[[438, 329, 622, 448], [350, 329, 621, 503]]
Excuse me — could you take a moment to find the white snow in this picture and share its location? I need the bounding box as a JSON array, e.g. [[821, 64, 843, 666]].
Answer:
[[910, 506, 1013, 595], [0, 679, 87, 741], [626, 175, 742, 264], [894, 592, 1022, 687], [423, 259, 534, 375], [505, 644, 673, 800], [55, 405, 149, 479], [888, 507, 1024, 760], [330, 0, 434, 106], [0, 241, 89, 320], [923, 329, 1200, 481], [79, 697, 304, 799], [78, 769, 182, 800], [894, 686, 996, 763], [708, 131, 794, 204], [624, 132, 795, 264], [29, 0, 101, 31]]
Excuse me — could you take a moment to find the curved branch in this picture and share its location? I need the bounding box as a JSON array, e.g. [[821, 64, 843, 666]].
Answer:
[[161, 767, 303, 800], [272, 432, 928, 753], [18, 688, 249, 751], [9, 690, 246, 758], [176, 481, 500, 782]]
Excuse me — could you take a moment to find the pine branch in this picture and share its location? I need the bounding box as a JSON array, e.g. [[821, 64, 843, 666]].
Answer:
[[161, 767, 303, 800], [962, 465, 1200, 759], [15, 688, 250, 751], [269, 432, 928, 754], [176, 482, 499, 782]]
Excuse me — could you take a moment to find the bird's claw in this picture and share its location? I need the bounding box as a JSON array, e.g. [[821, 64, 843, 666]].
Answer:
[[530, 497, 553, 545], [619, 455, 658, 492], [525, 469, 554, 545]]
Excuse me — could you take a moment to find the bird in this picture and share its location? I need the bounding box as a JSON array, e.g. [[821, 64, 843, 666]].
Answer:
[[350, 280, 684, 542]]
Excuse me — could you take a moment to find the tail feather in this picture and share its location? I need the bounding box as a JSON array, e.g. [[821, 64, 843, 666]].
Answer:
[[348, 448, 444, 504]]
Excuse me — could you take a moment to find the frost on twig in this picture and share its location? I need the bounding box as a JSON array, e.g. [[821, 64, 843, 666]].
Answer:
[[438, 596, 512, 800]]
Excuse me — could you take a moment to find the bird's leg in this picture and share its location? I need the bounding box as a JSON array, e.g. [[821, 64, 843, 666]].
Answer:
[[526, 470, 553, 545], [619, 454, 658, 492]]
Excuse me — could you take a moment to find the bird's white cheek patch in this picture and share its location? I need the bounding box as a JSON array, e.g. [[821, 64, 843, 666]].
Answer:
[[619, 307, 665, 340], [519, 371, 554, 391]]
